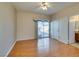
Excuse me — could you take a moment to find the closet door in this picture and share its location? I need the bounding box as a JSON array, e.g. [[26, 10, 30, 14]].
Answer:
[[50, 21, 54, 38], [51, 20, 59, 40], [59, 17, 69, 44]]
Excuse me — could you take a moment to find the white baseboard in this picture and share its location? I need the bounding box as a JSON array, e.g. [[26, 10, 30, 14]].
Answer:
[[5, 40, 16, 57], [51, 37, 68, 44], [16, 38, 35, 41]]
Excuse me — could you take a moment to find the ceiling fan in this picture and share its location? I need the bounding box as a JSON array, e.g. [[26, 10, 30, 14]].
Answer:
[[39, 2, 54, 10]]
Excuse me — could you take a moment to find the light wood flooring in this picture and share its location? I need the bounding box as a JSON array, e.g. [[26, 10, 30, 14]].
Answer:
[[8, 38, 79, 57]]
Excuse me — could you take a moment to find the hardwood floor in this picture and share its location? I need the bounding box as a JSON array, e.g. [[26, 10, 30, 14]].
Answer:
[[8, 38, 79, 57]]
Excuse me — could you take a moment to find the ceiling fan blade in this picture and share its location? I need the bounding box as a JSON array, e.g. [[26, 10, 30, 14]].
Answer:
[[47, 3, 55, 7]]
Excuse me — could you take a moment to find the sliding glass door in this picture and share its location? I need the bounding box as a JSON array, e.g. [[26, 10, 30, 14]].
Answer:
[[37, 20, 49, 38]]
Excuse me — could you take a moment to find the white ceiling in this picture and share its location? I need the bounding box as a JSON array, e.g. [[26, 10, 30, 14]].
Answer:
[[13, 2, 75, 15]]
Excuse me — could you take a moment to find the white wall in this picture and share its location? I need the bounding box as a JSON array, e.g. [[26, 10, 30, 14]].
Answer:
[[51, 17, 68, 44], [17, 11, 49, 41], [69, 16, 75, 44], [50, 3, 79, 44], [0, 3, 16, 56], [75, 15, 79, 31]]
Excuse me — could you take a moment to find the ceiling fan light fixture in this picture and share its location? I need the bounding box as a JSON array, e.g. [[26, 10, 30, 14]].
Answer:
[[41, 2, 48, 10], [41, 6, 47, 10]]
